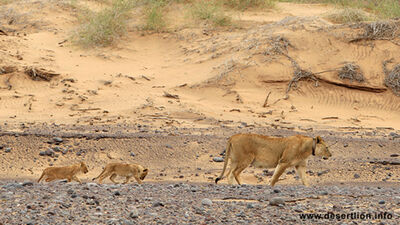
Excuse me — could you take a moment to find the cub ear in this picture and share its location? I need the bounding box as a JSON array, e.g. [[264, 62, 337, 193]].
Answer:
[[316, 136, 322, 143], [143, 168, 148, 172]]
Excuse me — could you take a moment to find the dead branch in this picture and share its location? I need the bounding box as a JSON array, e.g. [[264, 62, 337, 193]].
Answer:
[[263, 91, 271, 107], [163, 91, 179, 99], [24, 67, 59, 81]]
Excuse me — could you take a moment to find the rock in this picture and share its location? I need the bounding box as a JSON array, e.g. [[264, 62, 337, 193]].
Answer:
[[129, 207, 139, 218], [319, 191, 328, 195], [152, 202, 164, 207], [246, 203, 255, 209], [52, 146, 61, 152], [273, 189, 281, 193], [4, 147, 11, 153], [354, 174, 360, 179], [113, 191, 121, 196], [53, 137, 63, 143], [45, 149, 54, 156], [22, 181, 34, 187], [269, 197, 285, 206], [390, 154, 399, 158], [130, 152, 136, 157], [39, 151, 46, 156], [201, 198, 213, 206], [165, 144, 173, 149], [378, 200, 385, 204], [213, 157, 224, 162]]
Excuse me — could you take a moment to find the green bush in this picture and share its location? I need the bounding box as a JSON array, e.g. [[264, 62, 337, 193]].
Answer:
[[190, 0, 231, 26]]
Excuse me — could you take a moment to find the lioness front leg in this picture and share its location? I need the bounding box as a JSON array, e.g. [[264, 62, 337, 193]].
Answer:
[[295, 163, 309, 187], [270, 163, 289, 186]]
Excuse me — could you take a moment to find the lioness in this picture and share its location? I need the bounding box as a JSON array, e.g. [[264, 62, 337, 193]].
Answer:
[[215, 134, 332, 186], [37, 162, 89, 184], [92, 163, 148, 184]]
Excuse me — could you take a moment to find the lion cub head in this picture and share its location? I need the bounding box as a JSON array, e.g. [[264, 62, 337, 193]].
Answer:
[[80, 162, 89, 174], [314, 136, 332, 160], [138, 165, 149, 181]]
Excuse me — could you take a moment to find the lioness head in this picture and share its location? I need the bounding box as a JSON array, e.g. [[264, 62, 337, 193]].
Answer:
[[140, 167, 148, 181], [80, 162, 89, 174], [314, 136, 332, 160]]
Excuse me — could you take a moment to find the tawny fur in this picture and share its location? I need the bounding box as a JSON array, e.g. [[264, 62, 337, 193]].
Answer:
[[92, 163, 148, 184], [37, 162, 89, 184], [215, 134, 332, 186]]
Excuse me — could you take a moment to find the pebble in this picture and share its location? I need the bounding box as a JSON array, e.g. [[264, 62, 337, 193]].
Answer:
[[4, 147, 11, 153], [269, 197, 285, 206], [53, 137, 63, 143], [201, 198, 213, 206], [213, 157, 224, 162], [129, 207, 139, 218], [354, 174, 360, 179], [22, 181, 34, 187]]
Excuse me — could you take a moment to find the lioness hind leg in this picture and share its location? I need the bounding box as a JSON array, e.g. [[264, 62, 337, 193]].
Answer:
[[233, 160, 252, 185], [110, 174, 119, 184], [227, 162, 237, 185], [295, 164, 309, 186], [270, 163, 289, 186]]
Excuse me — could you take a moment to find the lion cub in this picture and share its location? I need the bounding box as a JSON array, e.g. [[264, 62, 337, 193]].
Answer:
[[37, 162, 89, 184], [92, 163, 148, 184]]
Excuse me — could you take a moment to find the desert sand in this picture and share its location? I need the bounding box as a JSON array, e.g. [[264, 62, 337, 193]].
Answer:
[[0, 1, 399, 224]]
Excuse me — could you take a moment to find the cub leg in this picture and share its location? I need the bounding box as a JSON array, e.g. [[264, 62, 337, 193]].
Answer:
[[110, 174, 119, 184], [133, 174, 142, 184], [72, 175, 82, 184], [123, 176, 131, 184], [98, 171, 112, 184], [270, 163, 289, 186]]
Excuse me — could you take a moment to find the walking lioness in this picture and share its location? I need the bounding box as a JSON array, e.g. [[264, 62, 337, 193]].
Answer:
[[92, 163, 148, 184], [37, 162, 89, 184], [215, 134, 332, 186]]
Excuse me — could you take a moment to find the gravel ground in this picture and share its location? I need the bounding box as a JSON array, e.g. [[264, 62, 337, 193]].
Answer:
[[1, 181, 399, 224]]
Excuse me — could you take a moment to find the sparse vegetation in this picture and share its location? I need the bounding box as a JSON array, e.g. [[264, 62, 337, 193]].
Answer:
[[279, 0, 400, 19], [190, 0, 231, 26], [324, 8, 372, 23], [224, 0, 276, 10], [383, 59, 400, 96], [338, 63, 364, 82], [143, 0, 167, 31], [72, 0, 136, 47], [0, 0, 12, 5]]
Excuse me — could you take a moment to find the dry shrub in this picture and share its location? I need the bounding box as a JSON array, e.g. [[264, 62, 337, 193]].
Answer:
[[383, 59, 400, 96], [325, 8, 371, 24], [338, 63, 364, 82], [360, 21, 399, 40]]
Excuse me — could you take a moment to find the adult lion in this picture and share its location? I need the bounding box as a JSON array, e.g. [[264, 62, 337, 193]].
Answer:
[[215, 134, 332, 186], [37, 162, 89, 184], [92, 163, 148, 184]]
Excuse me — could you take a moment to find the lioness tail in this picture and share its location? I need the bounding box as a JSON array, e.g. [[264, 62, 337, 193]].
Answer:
[[215, 139, 232, 184]]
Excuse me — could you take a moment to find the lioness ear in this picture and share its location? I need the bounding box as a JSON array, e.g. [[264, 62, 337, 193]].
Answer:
[[143, 168, 148, 172], [316, 136, 322, 143]]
